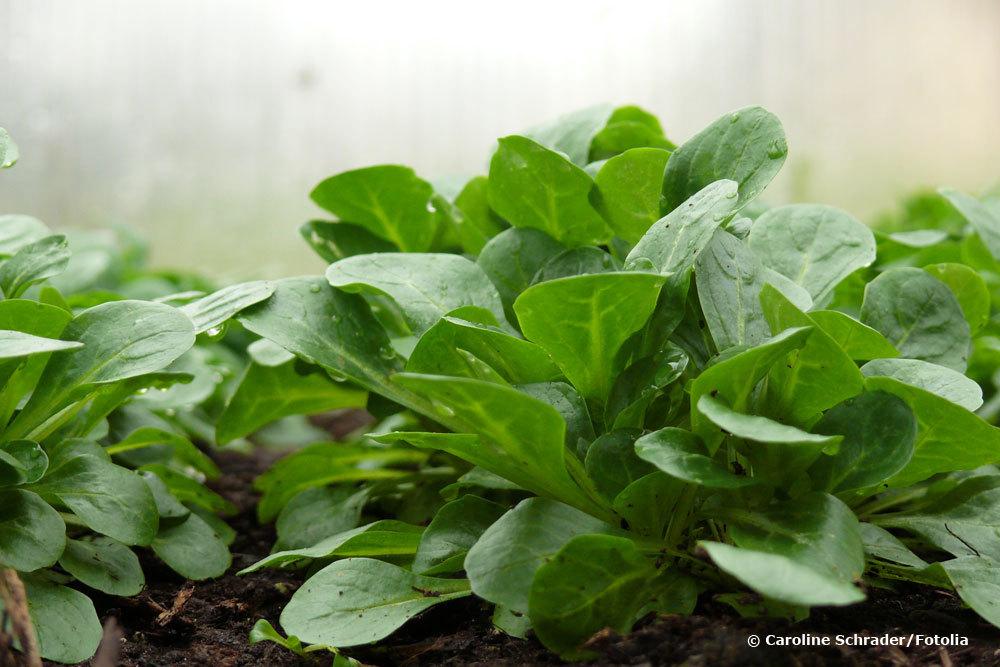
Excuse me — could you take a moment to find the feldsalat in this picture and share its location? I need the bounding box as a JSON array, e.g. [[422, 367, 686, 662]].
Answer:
[[228, 105, 1000, 660], [4, 100, 1000, 664], [0, 127, 278, 663]]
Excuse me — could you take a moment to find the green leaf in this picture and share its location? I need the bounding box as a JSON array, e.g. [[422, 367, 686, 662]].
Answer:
[[488, 136, 610, 246], [922, 262, 990, 333], [0, 330, 82, 360], [590, 105, 674, 160], [326, 253, 507, 334], [107, 426, 219, 478], [8, 300, 196, 440], [0, 235, 70, 298], [859, 523, 927, 568], [477, 228, 565, 321], [406, 316, 560, 385], [141, 471, 190, 521], [217, 360, 366, 444], [877, 480, 1000, 561], [584, 430, 652, 500], [451, 175, 508, 250], [940, 556, 1000, 627], [0, 127, 18, 169], [697, 395, 838, 484], [689, 326, 812, 451], [759, 284, 865, 425], [299, 220, 396, 263], [29, 452, 158, 546], [524, 104, 614, 167], [640, 568, 700, 617], [532, 246, 620, 284], [860, 267, 970, 372], [695, 229, 771, 350], [389, 375, 606, 517], [254, 443, 419, 522], [940, 187, 1000, 261], [809, 391, 917, 492], [0, 215, 49, 255], [22, 574, 101, 664], [311, 165, 436, 252], [248, 619, 308, 657], [492, 604, 531, 639], [275, 487, 368, 551], [725, 492, 865, 586], [513, 272, 665, 402], [606, 344, 688, 429], [748, 204, 875, 303], [279, 558, 471, 647], [464, 497, 617, 611], [865, 376, 1000, 486], [808, 310, 899, 361], [0, 489, 65, 571], [697, 395, 839, 447], [152, 512, 231, 580], [662, 106, 786, 214], [413, 495, 506, 575], [237, 277, 417, 411], [0, 440, 48, 485], [861, 358, 982, 411], [517, 381, 596, 455], [624, 180, 738, 282], [179, 280, 275, 334], [140, 464, 236, 516], [241, 520, 424, 574], [529, 535, 656, 659], [612, 472, 685, 538], [58, 536, 144, 596], [635, 427, 754, 488], [0, 299, 81, 422], [593, 148, 671, 244], [699, 542, 864, 606]]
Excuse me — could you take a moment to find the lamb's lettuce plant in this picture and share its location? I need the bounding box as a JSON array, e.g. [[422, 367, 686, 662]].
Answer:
[[241, 105, 1000, 659], [0, 140, 278, 663]]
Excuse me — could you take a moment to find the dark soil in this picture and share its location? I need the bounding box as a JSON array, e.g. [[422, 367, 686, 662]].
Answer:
[[52, 449, 303, 667], [31, 446, 1000, 667], [350, 586, 1000, 667]]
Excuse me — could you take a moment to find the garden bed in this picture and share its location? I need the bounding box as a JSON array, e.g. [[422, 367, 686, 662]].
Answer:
[[57, 448, 1000, 667]]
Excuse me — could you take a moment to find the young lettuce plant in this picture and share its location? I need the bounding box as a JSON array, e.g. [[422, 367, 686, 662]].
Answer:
[[238, 105, 1000, 659], [0, 147, 277, 662]]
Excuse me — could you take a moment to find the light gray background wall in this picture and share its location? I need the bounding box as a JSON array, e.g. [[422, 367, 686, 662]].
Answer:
[[1, 0, 998, 279]]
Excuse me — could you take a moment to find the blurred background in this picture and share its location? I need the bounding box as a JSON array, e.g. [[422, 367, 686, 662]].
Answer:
[[1, 0, 998, 280]]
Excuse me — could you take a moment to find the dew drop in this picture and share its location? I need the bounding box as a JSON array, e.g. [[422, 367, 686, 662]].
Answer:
[[729, 113, 741, 124], [205, 326, 222, 337], [432, 401, 456, 418], [309, 284, 322, 293]]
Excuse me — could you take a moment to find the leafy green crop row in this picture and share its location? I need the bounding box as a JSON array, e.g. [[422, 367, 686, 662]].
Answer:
[[229, 105, 1000, 660], [0, 128, 285, 663], [4, 101, 1000, 664]]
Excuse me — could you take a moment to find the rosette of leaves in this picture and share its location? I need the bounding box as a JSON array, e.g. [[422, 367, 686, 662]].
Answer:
[[0, 162, 279, 661], [238, 104, 1000, 660]]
